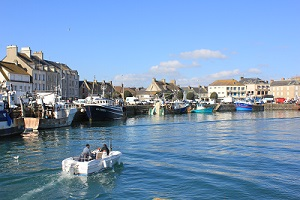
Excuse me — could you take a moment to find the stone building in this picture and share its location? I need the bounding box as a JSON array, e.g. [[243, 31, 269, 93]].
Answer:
[[270, 78, 300, 100], [0, 61, 31, 104], [79, 79, 114, 99], [239, 77, 270, 98], [145, 78, 182, 99], [181, 85, 209, 101], [2, 45, 79, 100]]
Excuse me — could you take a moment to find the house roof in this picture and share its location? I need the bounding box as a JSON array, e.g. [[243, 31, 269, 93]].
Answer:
[[181, 86, 208, 94], [209, 79, 244, 86], [0, 61, 29, 77], [270, 79, 300, 86], [239, 77, 268, 84], [18, 52, 71, 73], [146, 78, 181, 92]]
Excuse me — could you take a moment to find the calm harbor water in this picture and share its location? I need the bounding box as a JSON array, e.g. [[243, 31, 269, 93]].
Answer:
[[0, 110, 299, 200]]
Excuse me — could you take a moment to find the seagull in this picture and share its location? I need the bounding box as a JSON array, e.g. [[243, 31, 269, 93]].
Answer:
[[14, 155, 19, 160]]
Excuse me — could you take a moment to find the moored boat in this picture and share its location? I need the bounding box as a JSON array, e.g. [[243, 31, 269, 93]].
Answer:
[[62, 149, 122, 175], [20, 93, 77, 130], [234, 100, 253, 111], [0, 103, 24, 137], [84, 96, 125, 121], [166, 100, 189, 114], [191, 103, 214, 113]]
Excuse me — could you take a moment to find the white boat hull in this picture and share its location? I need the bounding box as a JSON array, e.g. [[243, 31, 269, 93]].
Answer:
[[24, 108, 77, 130], [62, 151, 122, 175]]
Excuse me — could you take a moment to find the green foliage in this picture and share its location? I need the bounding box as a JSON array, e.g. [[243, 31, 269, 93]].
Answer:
[[124, 90, 133, 99], [186, 91, 194, 100], [210, 92, 218, 100], [112, 91, 121, 99], [177, 91, 183, 100]]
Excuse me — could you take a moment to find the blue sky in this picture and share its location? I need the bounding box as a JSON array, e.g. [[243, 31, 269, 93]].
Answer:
[[1, 0, 299, 87]]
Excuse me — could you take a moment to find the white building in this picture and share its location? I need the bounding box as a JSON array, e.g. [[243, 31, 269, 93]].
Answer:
[[0, 61, 31, 104], [208, 79, 246, 100]]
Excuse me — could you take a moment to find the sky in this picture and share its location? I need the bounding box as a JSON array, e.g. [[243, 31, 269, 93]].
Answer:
[[1, 0, 299, 88]]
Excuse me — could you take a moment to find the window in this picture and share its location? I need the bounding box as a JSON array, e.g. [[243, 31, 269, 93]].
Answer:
[[34, 73, 37, 80]]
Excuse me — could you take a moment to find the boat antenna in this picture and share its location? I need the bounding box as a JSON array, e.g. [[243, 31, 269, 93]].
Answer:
[[110, 139, 112, 151]]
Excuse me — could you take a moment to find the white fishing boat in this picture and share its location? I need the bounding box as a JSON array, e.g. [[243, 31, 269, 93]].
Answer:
[[20, 93, 77, 130], [62, 149, 122, 175]]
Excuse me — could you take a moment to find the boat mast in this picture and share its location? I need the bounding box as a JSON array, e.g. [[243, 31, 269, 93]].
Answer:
[[101, 82, 106, 98]]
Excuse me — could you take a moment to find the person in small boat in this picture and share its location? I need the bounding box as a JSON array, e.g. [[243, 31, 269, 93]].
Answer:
[[79, 144, 93, 161], [99, 144, 110, 158]]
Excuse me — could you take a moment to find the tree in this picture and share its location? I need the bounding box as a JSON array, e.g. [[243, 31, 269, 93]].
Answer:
[[177, 91, 183, 100], [124, 90, 133, 99], [112, 91, 121, 99], [186, 91, 194, 100], [210, 92, 218, 101]]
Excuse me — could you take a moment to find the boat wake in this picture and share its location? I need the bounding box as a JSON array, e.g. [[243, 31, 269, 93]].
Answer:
[[15, 174, 66, 200]]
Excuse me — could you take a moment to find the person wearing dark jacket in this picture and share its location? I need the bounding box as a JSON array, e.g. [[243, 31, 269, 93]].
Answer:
[[100, 144, 110, 157]]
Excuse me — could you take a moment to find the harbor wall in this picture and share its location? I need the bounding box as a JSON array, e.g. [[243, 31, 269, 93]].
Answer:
[[125, 103, 299, 115], [263, 103, 300, 110]]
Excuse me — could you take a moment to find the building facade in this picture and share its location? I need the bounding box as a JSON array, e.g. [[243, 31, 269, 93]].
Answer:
[[79, 79, 114, 99], [0, 61, 31, 104], [239, 77, 270, 98], [145, 78, 182, 100], [2, 45, 79, 100], [270, 78, 300, 100], [208, 79, 246, 100]]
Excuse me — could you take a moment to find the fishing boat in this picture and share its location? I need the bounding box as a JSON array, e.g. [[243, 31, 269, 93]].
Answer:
[[84, 96, 125, 121], [20, 93, 77, 130], [149, 101, 165, 115], [62, 149, 122, 175], [0, 96, 24, 137], [166, 100, 189, 114], [191, 103, 214, 113], [234, 100, 253, 111]]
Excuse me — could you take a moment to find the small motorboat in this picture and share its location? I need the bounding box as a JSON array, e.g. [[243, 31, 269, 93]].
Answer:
[[62, 149, 122, 175]]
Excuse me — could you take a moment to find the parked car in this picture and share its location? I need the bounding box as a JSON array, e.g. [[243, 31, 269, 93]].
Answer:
[[126, 97, 142, 105]]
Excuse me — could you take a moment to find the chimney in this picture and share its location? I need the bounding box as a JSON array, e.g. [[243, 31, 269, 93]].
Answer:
[[170, 80, 176, 85], [152, 78, 156, 83], [162, 79, 166, 84], [21, 47, 31, 58], [6, 45, 18, 59], [33, 51, 43, 60], [281, 78, 285, 81]]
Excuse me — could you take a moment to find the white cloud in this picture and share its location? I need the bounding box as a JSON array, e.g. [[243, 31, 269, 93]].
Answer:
[[149, 60, 186, 74], [248, 68, 261, 74], [179, 49, 227, 59], [114, 73, 152, 87], [209, 69, 241, 79]]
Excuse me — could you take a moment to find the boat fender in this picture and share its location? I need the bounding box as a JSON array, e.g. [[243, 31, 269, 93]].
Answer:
[[103, 160, 107, 168]]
